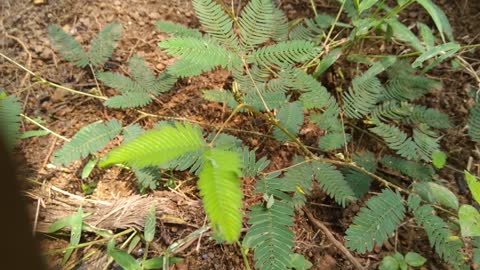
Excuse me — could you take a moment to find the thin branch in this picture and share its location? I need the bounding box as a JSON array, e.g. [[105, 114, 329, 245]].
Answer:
[[305, 208, 365, 270]]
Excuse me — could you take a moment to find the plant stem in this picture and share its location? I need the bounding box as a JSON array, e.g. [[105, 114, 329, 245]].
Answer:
[[309, 0, 318, 16], [0, 52, 107, 100], [45, 228, 135, 255], [237, 241, 251, 270], [209, 103, 246, 147], [21, 113, 70, 142]]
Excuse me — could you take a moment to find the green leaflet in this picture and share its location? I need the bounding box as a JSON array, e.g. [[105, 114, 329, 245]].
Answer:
[[381, 155, 434, 181], [408, 196, 464, 268], [155, 21, 202, 38], [312, 161, 356, 207], [54, 119, 123, 166], [122, 124, 145, 145], [48, 22, 122, 68], [344, 75, 385, 119], [345, 189, 406, 253], [358, 0, 380, 14], [289, 14, 334, 42], [88, 22, 123, 67], [104, 92, 152, 109], [416, 0, 453, 42], [100, 122, 205, 168], [273, 102, 304, 142], [249, 40, 317, 67], [159, 37, 241, 71], [98, 56, 176, 109], [369, 122, 418, 161], [468, 102, 480, 142], [0, 91, 21, 151], [47, 25, 89, 67], [192, 0, 238, 47], [412, 42, 460, 69], [243, 201, 295, 270], [238, 0, 275, 50], [318, 132, 350, 151], [387, 19, 425, 52], [63, 207, 84, 264], [198, 149, 243, 243]]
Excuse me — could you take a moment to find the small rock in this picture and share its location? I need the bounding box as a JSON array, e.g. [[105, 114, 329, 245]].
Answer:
[[40, 48, 51, 60], [114, 0, 121, 6], [149, 12, 161, 20]]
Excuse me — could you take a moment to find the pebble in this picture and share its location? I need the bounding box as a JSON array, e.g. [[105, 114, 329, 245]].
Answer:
[[149, 12, 161, 20]]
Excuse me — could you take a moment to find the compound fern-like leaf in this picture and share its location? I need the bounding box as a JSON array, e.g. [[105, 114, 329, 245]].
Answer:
[[468, 102, 480, 142], [369, 121, 418, 160], [289, 14, 334, 41], [88, 22, 123, 67], [192, 0, 238, 46], [345, 189, 406, 253], [242, 147, 270, 178], [155, 21, 202, 38], [0, 91, 21, 151], [343, 152, 376, 199], [343, 75, 385, 119], [249, 40, 317, 67], [318, 132, 350, 151], [408, 195, 464, 268], [97, 72, 140, 93], [243, 200, 295, 270], [54, 119, 122, 166], [159, 37, 241, 71], [238, 0, 275, 50], [198, 149, 242, 243], [312, 162, 356, 207], [381, 155, 434, 181], [273, 102, 304, 142], [99, 122, 205, 168], [47, 25, 89, 67], [104, 92, 152, 109]]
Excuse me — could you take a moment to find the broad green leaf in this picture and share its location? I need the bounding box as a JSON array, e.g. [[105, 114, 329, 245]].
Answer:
[[387, 19, 424, 52], [418, 23, 435, 50], [405, 252, 427, 267], [127, 235, 141, 253], [313, 48, 342, 77], [363, 56, 397, 78], [144, 205, 156, 242], [416, 0, 453, 42], [379, 256, 399, 270], [289, 254, 313, 270], [393, 252, 408, 270], [100, 122, 205, 168], [412, 42, 460, 69], [358, 0, 379, 14], [465, 171, 480, 205], [62, 207, 84, 264], [81, 158, 98, 179], [431, 151, 447, 169], [143, 257, 184, 269], [413, 182, 459, 210], [48, 212, 91, 233], [20, 130, 50, 139], [107, 245, 141, 270], [459, 205, 480, 237], [198, 149, 242, 243]]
